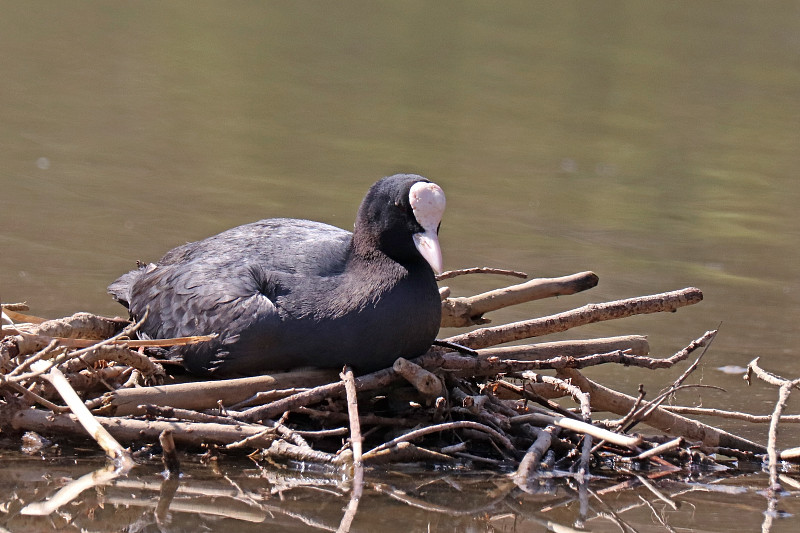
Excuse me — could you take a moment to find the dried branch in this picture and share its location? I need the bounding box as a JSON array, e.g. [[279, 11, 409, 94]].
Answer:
[[513, 425, 559, 488], [32, 362, 134, 471], [393, 357, 443, 397], [436, 267, 528, 280], [444, 287, 703, 349], [510, 412, 641, 448], [363, 421, 515, 461], [10, 407, 277, 448], [746, 358, 800, 490], [477, 335, 650, 361], [622, 330, 718, 433], [98, 369, 339, 416], [430, 331, 708, 378], [441, 271, 598, 327], [238, 366, 399, 423], [557, 367, 766, 454], [662, 406, 800, 423]]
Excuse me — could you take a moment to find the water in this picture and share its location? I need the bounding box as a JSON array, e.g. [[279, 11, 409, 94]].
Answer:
[[2, 1, 800, 530]]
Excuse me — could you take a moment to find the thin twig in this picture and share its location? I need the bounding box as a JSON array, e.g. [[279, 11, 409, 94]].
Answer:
[[436, 267, 528, 280]]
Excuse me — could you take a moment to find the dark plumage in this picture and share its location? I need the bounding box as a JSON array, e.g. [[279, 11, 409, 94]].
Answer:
[[108, 174, 446, 377]]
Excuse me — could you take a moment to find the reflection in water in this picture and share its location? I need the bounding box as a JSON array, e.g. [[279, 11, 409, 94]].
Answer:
[[19, 463, 122, 517], [2, 454, 798, 532]]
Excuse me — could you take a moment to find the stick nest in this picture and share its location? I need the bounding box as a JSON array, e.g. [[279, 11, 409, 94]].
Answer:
[[2, 268, 797, 492]]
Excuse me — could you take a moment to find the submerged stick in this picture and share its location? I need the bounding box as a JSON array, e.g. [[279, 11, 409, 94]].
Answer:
[[445, 287, 703, 349], [159, 430, 181, 478]]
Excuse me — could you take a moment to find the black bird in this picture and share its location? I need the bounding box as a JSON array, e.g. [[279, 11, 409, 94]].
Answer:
[[108, 174, 446, 377]]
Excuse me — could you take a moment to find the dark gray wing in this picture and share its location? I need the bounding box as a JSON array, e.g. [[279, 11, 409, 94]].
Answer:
[[108, 219, 352, 373]]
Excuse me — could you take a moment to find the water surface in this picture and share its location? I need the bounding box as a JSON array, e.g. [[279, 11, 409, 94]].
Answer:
[[2, 2, 800, 530]]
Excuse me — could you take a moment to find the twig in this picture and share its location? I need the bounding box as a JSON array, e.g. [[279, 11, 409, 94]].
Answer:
[[662, 406, 800, 423], [636, 437, 685, 461], [746, 358, 800, 491], [513, 425, 559, 489], [557, 367, 766, 454], [363, 421, 515, 460], [62, 344, 164, 379], [623, 330, 718, 433], [238, 366, 398, 423], [366, 441, 457, 464], [142, 405, 243, 425], [296, 407, 422, 427], [431, 339, 708, 378], [436, 267, 528, 280], [612, 384, 646, 431], [7, 340, 63, 377], [337, 366, 364, 533], [340, 366, 363, 466]]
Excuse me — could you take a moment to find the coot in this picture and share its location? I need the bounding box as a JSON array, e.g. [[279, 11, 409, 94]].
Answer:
[[108, 174, 446, 376]]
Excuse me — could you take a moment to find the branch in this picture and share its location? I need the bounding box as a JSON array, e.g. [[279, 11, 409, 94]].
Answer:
[[33, 362, 134, 471], [436, 267, 528, 280], [444, 287, 703, 349], [557, 367, 766, 454], [429, 330, 712, 377], [477, 335, 650, 360], [441, 271, 598, 327], [97, 369, 339, 416], [237, 366, 399, 423]]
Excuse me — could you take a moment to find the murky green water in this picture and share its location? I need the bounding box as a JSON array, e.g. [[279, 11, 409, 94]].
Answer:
[[3, 1, 800, 531]]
